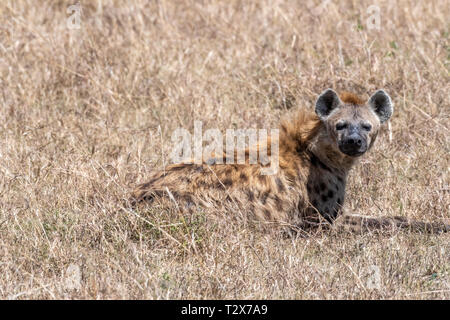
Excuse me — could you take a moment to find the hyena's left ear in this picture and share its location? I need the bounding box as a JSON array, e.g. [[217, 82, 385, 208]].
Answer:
[[368, 90, 393, 123]]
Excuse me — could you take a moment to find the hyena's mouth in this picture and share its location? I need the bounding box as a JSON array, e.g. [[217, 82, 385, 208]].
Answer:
[[340, 149, 365, 157], [338, 144, 367, 157]]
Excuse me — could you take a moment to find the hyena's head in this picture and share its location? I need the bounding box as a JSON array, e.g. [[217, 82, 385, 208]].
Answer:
[[315, 89, 393, 157]]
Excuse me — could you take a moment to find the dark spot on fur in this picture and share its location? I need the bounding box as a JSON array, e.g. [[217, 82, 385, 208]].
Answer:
[[320, 162, 332, 172], [337, 198, 342, 206], [319, 183, 326, 191], [246, 189, 255, 201], [261, 191, 270, 205], [222, 178, 233, 187], [310, 154, 318, 167], [337, 176, 343, 183], [310, 153, 332, 172], [240, 172, 248, 182], [314, 185, 321, 194], [182, 194, 193, 204], [197, 180, 208, 187], [211, 181, 222, 188], [276, 178, 286, 192], [321, 194, 328, 202], [312, 200, 318, 207], [327, 190, 334, 198], [274, 195, 284, 211]]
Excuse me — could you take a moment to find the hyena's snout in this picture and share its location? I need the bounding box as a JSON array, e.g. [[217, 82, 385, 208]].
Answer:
[[339, 134, 367, 156], [338, 126, 368, 157]]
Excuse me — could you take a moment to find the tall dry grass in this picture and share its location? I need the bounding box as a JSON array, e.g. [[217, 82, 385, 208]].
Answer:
[[0, 0, 448, 299]]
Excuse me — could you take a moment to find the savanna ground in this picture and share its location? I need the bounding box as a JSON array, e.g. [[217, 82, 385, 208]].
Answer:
[[0, 0, 449, 299]]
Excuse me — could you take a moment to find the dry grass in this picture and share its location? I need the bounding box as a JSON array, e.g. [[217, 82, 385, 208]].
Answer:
[[0, 0, 449, 299]]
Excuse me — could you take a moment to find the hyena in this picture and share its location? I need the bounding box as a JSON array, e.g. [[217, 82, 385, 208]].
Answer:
[[131, 89, 449, 234]]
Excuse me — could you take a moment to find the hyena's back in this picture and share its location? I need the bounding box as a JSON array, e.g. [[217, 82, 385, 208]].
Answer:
[[131, 155, 312, 227]]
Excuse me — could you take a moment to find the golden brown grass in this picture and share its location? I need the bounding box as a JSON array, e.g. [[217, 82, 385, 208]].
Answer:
[[0, 0, 449, 299]]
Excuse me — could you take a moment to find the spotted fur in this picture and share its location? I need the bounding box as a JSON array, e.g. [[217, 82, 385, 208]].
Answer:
[[131, 90, 450, 234]]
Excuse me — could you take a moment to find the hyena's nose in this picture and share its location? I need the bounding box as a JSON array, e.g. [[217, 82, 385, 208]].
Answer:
[[346, 136, 362, 146], [339, 134, 366, 156]]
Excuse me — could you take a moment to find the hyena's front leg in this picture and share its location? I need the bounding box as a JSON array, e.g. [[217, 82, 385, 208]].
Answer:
[[334, 213, 450, 234]]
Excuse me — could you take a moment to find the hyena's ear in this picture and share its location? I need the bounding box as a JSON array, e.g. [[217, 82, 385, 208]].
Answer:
[[368, 90, 393, 123], [315, 89, 342, 119]]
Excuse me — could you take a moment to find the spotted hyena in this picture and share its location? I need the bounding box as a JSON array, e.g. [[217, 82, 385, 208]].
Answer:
[[131, 89, 449, 234]]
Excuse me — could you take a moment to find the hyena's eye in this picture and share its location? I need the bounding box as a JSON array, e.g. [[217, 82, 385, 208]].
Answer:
[[336, 122, 347, 130], [361, 123, 372, 131]]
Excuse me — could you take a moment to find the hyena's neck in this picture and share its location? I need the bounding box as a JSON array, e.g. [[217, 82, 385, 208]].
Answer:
[[307, 130, 357, 176]]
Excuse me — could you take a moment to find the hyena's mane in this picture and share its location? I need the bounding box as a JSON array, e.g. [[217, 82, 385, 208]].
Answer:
[[279, 110, 322, 155]]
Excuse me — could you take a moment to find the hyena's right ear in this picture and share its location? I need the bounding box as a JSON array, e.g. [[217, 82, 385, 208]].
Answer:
[[315, 89, 342, 120], [368, 90, 393, 123]]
